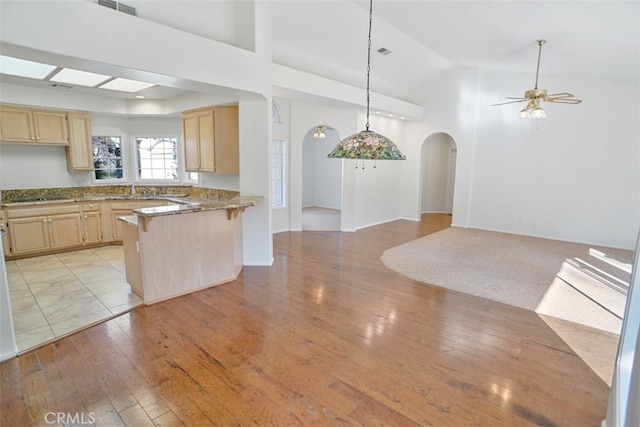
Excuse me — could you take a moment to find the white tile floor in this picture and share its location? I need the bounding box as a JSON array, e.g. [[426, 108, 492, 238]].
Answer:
[[6, 246, 143, 353]]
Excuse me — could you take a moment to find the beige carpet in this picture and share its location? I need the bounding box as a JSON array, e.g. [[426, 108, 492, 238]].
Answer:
[[381, 227, 632, 328]]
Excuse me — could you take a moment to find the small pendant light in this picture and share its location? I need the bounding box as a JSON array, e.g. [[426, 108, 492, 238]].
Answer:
[[327, 0, 406, 164]]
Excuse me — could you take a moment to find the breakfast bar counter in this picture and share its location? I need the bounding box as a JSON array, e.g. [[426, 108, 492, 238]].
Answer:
[[120, 195, 262, 304]]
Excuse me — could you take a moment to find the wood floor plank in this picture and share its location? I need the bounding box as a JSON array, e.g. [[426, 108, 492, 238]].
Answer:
[[1, 214, 615, 426]]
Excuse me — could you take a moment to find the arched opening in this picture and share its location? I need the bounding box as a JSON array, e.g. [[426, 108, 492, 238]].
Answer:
[[301, 125, 342, 231], [420, 133, 457, 218]]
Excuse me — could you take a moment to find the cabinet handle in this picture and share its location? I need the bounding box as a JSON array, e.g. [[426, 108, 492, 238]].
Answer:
[[42, 219, 46, 223], [84, 215, 88, 219]]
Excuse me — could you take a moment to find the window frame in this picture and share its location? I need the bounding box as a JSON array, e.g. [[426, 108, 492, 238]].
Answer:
[[132, 135, 180, 183], [272, 138, 287, 209], [91, 135, 126, 184]]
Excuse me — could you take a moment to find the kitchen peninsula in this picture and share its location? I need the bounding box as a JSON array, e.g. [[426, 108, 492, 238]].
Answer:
[[120, 194, 261, 304], [1, 185, 262, 305]]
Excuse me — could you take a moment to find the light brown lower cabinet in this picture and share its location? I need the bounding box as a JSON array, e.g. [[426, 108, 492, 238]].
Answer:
[[81, 203, 103, 244], [3, 199, 168, 258], [6, 205, 83, 256], [110, 200, 166, 243]]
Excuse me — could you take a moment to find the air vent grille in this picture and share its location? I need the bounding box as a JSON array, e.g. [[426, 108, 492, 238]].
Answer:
[[50, 83, 73, 89], [98, 0, 137, 16]]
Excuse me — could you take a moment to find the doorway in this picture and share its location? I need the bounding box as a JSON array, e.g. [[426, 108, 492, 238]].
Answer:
[[301, 125, 342, 231], [420, 133, 457, 216]]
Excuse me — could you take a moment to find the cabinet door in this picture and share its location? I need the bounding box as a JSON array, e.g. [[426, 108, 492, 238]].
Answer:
[[0, 211, 11, 257], [213, 106, 239, 174], [32, 110, 68, 144], [48, 213, 83, 249], [0, 106, 35, 142], [8, 216, 50, 255], [197, 110, 216, 172], [111, 209, 131, 242], [66, 112, 93, 171], [183, 112, 200, 171], [82, 211, 102, 244]]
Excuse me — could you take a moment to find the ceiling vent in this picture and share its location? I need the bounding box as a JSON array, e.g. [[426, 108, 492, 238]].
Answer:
[[97, 0, 137, 16], [377, 47, 392, 56], [50, 83, 73, 89]]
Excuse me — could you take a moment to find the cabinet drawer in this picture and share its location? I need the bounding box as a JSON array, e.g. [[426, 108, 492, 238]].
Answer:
[[6, 204, 80, 219], [81, 202, 101, 212]]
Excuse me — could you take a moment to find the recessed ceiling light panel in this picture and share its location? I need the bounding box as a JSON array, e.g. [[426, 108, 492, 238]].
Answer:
[[99, 78, 155, 92], [0, 55, 57, 79], [50, 68, 111, 87]]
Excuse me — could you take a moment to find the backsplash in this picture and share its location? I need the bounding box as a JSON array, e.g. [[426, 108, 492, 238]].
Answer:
[[1, 185, 239, 204]]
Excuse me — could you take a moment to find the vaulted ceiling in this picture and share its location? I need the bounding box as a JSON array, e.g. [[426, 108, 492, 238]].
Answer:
[[271, 0, 639, 100], [1, 1, 638, 105]]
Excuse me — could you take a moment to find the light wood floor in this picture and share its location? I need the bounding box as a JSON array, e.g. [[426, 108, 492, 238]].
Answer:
[[1, 214, 613, 426]]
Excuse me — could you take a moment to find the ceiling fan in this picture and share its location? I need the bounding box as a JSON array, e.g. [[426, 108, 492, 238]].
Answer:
[[492, 40, 582, 119]]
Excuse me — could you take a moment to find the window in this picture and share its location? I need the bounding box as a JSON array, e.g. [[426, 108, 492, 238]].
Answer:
[[272, 139, 286, 208], [92, 136, 124, 181], [135, 137, 178, 180]]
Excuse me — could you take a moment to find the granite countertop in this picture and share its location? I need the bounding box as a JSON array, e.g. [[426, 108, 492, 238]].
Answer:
[[132, 195, 263, 218], [1, 186, 262, 220], [1, 194, 189, 207]]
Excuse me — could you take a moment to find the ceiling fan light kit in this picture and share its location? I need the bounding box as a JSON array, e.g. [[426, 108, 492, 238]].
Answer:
[[493, 39, 582, 120], [313, 126, 326, 139]]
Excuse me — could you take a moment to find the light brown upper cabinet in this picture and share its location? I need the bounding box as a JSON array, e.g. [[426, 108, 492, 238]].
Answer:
[[183, 105, 239, 174], [0, 105, 68, 145], [66, 112, 94, 171]]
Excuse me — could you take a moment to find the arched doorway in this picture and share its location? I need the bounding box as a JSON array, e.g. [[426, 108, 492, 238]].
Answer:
[[301, 125, 342, 231], [420, 133, 457, 217]]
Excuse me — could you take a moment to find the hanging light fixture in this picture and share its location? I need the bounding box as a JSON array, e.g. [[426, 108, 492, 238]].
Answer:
[[313, 126, 326, 139], [327, 0, 406, 166], [519, 99, 546, 119]]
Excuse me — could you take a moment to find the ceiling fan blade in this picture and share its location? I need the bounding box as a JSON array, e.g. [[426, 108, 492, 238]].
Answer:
[[547, 98, 583, 104], [546, 92, 577, 99], [491, 99, 527, 106]]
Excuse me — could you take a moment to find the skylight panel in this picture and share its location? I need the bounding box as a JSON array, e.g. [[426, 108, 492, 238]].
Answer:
[[0, 55, 57, 79], [50, 68, 111, 87], [99, 78, 155, 93]]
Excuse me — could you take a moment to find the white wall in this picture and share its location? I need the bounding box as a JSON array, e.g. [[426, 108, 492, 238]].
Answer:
[[0, 144, 92, 190], [0, 1, 267, 96], [239, 99, 273, 265], [302, 135, 315, 207], [0, 237, 17, 362], [405, 67, 639, 249], [351, 113, 407, 230]]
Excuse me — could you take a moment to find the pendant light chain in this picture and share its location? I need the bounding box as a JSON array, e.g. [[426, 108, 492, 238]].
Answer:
[[365, 0, 373, 131], [326, 0, 406, 161]]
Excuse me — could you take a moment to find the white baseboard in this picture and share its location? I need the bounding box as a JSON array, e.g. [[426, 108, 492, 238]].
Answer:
[[243, 258, 274, 267]]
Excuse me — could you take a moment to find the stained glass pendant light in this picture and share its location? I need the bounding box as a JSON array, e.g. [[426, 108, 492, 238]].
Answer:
[[327, 0, 406, 165]]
